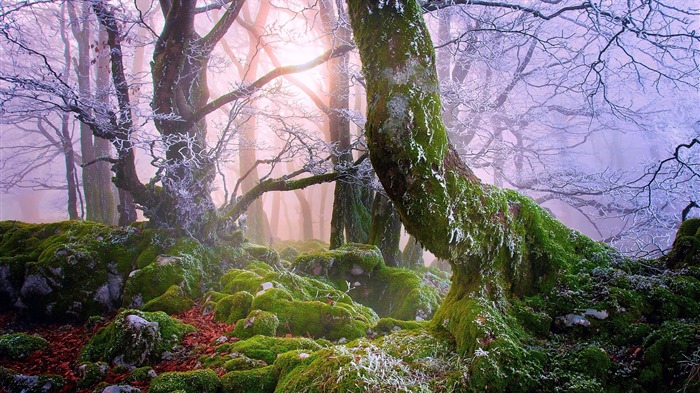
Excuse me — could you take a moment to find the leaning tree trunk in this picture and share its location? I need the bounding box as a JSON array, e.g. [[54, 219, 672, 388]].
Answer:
[[347, 0, 605, 356]]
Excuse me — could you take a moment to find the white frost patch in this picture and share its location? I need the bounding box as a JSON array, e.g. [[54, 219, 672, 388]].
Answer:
[[584, 309, 609, 320], [377, 0, 405, 14], [561, 314, 591, 327]]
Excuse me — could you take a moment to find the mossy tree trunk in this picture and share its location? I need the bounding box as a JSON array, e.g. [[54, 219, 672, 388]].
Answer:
[[346, 0, 605, 355]]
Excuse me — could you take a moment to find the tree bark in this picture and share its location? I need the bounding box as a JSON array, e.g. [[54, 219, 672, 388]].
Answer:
[[367, 193, 402, 266], [319, 0, 372, 249], [347, 0, 605, 355]]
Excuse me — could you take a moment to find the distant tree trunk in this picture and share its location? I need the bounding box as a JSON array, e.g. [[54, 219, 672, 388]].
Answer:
[[94, 26, 120, 225], [320, 0, 372, 249], [58, 6, 80, 220], [402, 235, 424, 269], [270, 191, 281, 240], [294, 189, 314, 240], [318, 183, 329, 240], [347, 0, 605, 355], [68, 2, 119, 225], [60, 114, 80, 220], [368, 194, 402, 266], [238, 2, 272, 244]]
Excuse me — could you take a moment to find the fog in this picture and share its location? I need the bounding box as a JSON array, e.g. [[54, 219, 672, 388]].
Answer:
[[1, 0, 698, 259]]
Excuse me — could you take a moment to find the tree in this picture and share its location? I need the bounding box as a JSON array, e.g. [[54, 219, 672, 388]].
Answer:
[[345, 0, 698, 355], [425, 1, 699, 256], [1, 0, 354, 241]]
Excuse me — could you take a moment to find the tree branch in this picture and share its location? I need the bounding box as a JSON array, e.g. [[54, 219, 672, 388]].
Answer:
[[188, 44, 354, 124]]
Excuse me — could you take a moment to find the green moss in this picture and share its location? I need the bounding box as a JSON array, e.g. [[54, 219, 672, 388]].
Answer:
[[572, 347, 612, 378], [122, 261, 187, 308], [0, 220, 149, 321], [216, 335, 325, 365], [221, 269, 264, 294], [223, 355, 266, 371], [221, 366, 277, 393], [246, 260, 274, 275], [232, 310, 279, 339], [373, 318, 424, 334], [0, 333, 48, 359], [134, 244, 163, 269], [666, 218, 700, 268], [242, 243, 280, 267], [76, 362, 108, 388], [0, 367, 64, 393], [141, 284, 194, 314], [275, 329, 467, 393], [640, 321, 699, 389], [214, 291, 254, 323], [511, 298, 552, 337], [127, 366, 156, 382], [293, 243, 384, 277], [293, 244, 441, 321], [149, 369, 221, 393], [80, 309, 194, 367]]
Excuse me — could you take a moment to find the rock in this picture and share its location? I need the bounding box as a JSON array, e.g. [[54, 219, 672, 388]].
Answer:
[[0, 333, 48, 359], [0, 367, 64, 393], [101, 385, 142, 393], [232, 310, 279, 339], [80, 310, 194, 367], [560, 314, 591, 327], [141, 285, 194, 315], [584, 309, 609, 320], [76, 362, 108, 388], [0, 221, 148, 321], [149, 369, 220, 393]]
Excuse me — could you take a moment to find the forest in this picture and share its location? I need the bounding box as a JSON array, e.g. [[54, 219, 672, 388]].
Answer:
[[0, 0, 698, 392]]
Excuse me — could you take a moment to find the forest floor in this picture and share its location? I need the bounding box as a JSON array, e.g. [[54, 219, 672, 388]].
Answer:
[[0, 305, 234, 393]]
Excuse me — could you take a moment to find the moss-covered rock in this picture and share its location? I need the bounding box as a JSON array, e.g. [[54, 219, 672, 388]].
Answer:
[[220, 366, 277, 393], [294, 243, 384, 277], [372, 318, 425, 335], [232, 310, 279, 339], [0, 221, 148, 321], [242, 244, 280, 267], [215, 335, 326, 365], [122, 237, 250, 309], [76, 362, 108, 388], [293, 244, 443, 321], [275, 329, 467, 393], [222, 355, 266, 372], [127, 366, 157, 382], [0, 333, 48, 359], [149, 369, 220, 393], [80, 309, 194, 367], [141, 285, 194, 315], [0, 366, 64, 393], [213, 267, 377, 340], [214, 291, 254, 323]]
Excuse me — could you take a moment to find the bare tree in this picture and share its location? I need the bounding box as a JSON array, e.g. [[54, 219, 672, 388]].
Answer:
[[424, 0, 700, 255], [1, 0, 353, 241]]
